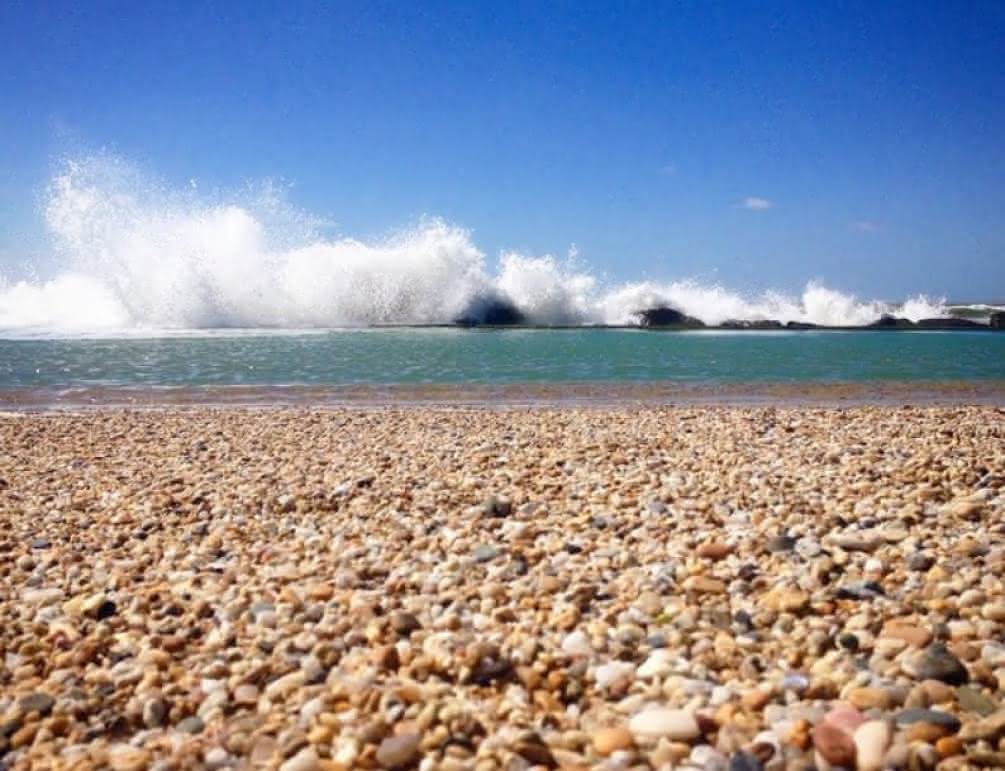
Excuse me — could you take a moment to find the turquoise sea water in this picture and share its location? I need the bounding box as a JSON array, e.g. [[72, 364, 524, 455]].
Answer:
[[1, 329, 1003, 391]]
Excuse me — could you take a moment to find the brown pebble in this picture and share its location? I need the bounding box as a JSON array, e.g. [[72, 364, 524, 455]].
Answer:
[[935, 735, 964, 759], [696, 541, 733, 560], [903, 721, 953, 743], [812, 722, 856, 767], [593, 727, 634, 756]]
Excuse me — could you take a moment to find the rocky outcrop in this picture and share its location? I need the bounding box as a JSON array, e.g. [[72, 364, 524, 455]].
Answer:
[[916, 317, 986, 329], [636, 307, 705, 328], [990, 311, 1005, 329], [868, 315, 915, 328], [454, 295, 527, 326]]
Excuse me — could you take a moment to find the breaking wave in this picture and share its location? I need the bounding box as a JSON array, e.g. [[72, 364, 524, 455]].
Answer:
[[0, 153, 951, 335]]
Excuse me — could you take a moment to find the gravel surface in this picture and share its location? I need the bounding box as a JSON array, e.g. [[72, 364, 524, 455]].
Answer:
[[1, 405, 1003, 770]]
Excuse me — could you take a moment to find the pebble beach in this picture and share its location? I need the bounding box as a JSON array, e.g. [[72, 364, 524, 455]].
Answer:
[[2, 405, 1004, 771]]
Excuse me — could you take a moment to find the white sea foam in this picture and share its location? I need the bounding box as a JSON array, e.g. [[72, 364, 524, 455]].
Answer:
[[0, 153, 952, 335]]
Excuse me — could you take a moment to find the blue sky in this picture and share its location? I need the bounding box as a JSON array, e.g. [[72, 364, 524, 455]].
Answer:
[[1, 0, 1003, 298]]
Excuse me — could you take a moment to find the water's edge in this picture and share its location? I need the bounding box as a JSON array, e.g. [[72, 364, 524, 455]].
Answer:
[[3, 381, 1005, 411]]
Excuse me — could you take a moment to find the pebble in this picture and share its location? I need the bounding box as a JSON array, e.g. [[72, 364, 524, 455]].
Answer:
[[628, 707, 701, 742], [593, 726, 635, 755], [853, 720, 893, 771], [376, 732, 421, 767], [278, 747, 320, 771], [907, 644, 970, 685]]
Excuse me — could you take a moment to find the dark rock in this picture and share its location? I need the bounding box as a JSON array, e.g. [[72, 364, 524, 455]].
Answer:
[[765, 535, 797, 553], [644, 634, 668, 648], [729, 750, 765, 771], [29, 537, 50, 550], [838, 633, 860, 652], [721, 319, 784, 330], [915, 643, 969, 685], [906, 552, 936, 571], [785, 321, 820, 329], [895, 708, 962, 730], [95, 600, 117, 621], [390, 611, 422, 637], [991, 311, 1005, 329], [868, 314, 915, 328], [636, 306, 705, 328], [455, 294, 526, 326], [18, 692, 55, 716], [468, 654, 514, 685], [481, 496, 512, 518], [916, 317, 986, 329], [513, 732, 557, 767], [836, 581, 885, 600]]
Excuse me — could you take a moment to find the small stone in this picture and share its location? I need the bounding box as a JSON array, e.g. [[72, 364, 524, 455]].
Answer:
[[847, 686, 895, 711], [204, 747, 232, 770], [765, 535, 796, 553], [956, 685, 997, 716], [628, 707, 701, 742], [907, 552, 936, 571], [390, 611, 422, 636], [903, 721, 953, 743], [682, 575, 727, 594], [823, 704, 866, 735], [894, 709, 961, 731], [853, 720, 893, 771], [18, 692, 55, 715], [376, 732, 420, 768], [728, 750, 764, 771], [812, 722, 856, 767], [279, 747, 319, 771], [910, 644, 969, 685], [108, 745, 152, 771], [29, 537, 50, 549], [881, 622, 932, 648], [176, 715, 205, 734], [696, 541, 733, 560], [472, 545, 501, 563], [482, 495, 512, 518], [935, 735, 964, 759], [593, 726, 634, 756], [143, 696, 167, 728]]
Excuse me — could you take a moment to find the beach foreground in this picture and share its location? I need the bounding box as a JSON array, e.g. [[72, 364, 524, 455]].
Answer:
[[2, 406, 1004, 771]]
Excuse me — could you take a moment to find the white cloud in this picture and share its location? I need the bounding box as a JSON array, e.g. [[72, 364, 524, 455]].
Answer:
[[849, 220, 879, 233], [742, 196, 772, 210]]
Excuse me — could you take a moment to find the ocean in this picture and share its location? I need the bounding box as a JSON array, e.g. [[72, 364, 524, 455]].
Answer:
[[1, 153, 1003, 405]]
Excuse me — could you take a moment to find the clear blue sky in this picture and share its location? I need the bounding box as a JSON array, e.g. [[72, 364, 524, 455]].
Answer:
[[1, 0, 1003, 298]]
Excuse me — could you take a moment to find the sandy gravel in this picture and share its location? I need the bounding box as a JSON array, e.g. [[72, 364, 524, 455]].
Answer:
[[1, 406, 1003, 770]]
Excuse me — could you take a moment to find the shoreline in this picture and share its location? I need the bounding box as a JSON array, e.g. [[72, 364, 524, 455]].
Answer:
[[1, 405, 1003, 769], [2, 380, 1005, 411]]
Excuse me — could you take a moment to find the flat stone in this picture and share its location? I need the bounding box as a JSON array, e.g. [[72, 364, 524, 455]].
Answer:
[[472, 545, 501, 563], [908, 644, 970, 685], [682, 575, 727, 594], [29, 537, 51, 549], [18, 692, 55, 715], [812, 721, 856, 767], [846, 686, 895, 711], [765, 535, 796, 553], [853, 720, 893, 771], [696, 541, 733, 560], [176, 715, 205, 734], [628, 707, 701, 742], [376, 732, 420, 768], [894, 709, 961, 731], [593, 726, 634, 756], [278, 747, 319, 771], [956, 686, 998, 717], [880, 621, 932, 648]]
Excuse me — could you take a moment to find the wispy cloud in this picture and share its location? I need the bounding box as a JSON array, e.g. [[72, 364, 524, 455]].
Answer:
[[849, 220, 880, 233], [742, 196, 772, 210]]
